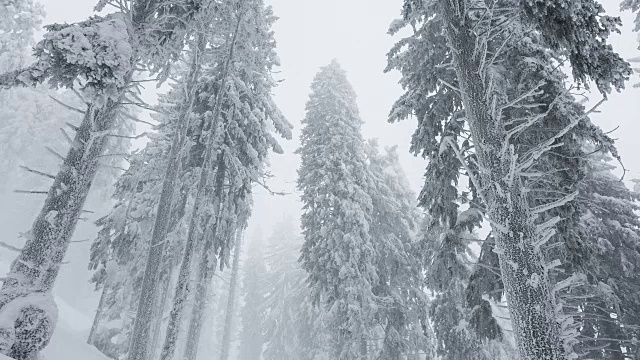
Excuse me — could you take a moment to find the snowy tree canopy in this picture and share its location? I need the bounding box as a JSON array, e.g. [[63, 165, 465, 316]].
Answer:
[[298, 60, 377, 359]]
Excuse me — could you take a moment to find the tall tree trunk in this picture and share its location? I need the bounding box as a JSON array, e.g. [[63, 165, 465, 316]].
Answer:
[[182, 265, 213, 360], [182, 219, 224, 360], [160, 154, 227, 360], [158, 9, 245, 358], [0, 93, 129, 359], [182, 166, 232, 360], [127, 39, 204, 360], [87, 284, 109, 346], [147, 267, 173, 360], [438, 1, 565, 359], [1, 96, 125, 294], [220, 230, 243, 360]]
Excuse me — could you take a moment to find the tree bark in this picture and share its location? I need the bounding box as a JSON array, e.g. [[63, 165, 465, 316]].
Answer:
[[1, 97, 123, 294], [147, 267, 173, 360], [220, 230, 244, 360], [438, 1, 565, 359]]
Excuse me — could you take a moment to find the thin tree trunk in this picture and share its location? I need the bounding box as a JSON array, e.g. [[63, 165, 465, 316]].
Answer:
[[182, 264, 213, 360], [438, 1, 565, 359], [87, 284, 109, 346], [158, 8, 246, 358], [147, 267, 173, 360], [182, 218, 225, 360], [182, 164, 230, 360], [159, 154, 227, 360], [127, 38, 205, 360], [220, 230, 244, 360]]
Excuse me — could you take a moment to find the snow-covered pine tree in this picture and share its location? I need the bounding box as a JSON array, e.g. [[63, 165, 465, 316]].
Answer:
[[0, 0, 197, 296], [297, 60, 377, 359], [237, 232, 266, 360], [126, 24, 210, 360], [155, 2, 291, 359], [0, 0, 43, 73], [363, 140, 432, 358], [573, 151, 640, 359], [387, 0, 631, 359], [0, 1, 138, 357]]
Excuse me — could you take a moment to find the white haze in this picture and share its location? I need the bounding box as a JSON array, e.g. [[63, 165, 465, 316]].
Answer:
[[1, 0, 639, 358]]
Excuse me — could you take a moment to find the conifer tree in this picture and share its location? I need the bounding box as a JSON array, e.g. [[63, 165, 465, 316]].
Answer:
[[574, 151, 640, 358], [298, 60, 377, 359], [387, 1, 631, 358], [86, 94, 193, 358], [153, 1, 291, 359], [0, 0, 199, 312], [364, 141, 432, 358]]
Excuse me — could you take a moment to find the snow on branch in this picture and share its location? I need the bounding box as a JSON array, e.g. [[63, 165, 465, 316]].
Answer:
[[443, 136, 486, 204], [530, 191, 578, 215]]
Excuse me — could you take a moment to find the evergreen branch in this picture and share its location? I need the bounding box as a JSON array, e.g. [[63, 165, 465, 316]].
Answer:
[[530, 191, 578, 215]]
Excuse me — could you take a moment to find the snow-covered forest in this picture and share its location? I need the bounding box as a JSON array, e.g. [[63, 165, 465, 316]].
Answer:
[[2, 0, 640, 359]]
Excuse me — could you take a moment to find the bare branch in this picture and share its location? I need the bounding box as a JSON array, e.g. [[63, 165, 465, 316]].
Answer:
[[0, 241, 22, 252], [49, 95, 86, 114], [19, 165, 55, 180], [45, 146, 66, 161], [14, 190, 48, 195]]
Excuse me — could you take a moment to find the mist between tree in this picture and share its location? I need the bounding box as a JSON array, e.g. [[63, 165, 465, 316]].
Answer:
[[1, 0, 640, 360]]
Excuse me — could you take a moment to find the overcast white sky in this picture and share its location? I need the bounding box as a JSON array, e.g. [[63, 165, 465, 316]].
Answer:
[[36, 0, 640, 237]]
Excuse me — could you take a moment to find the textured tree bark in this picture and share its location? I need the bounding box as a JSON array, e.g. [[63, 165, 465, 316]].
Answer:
[[438, 1, 565, 359], [2, 97, 122, 294], [0, 95, 125, 359], [147, 267, 173, 360], [219, 230, 243, 360]]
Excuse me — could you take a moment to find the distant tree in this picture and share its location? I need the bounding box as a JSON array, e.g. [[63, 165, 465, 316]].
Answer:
[[297, 60, 377, 359], [262, 219, 330, 360], [155, 1, 291, 359], [238, 233, 266, 360], [364, 141, 433, 358]]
